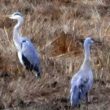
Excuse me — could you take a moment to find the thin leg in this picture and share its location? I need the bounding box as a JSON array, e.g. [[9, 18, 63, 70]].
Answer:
[[86, 92, 88, 103], [72, 104, 80, 110], [86, 92, 88, 110], [78, 104, 81, 110]]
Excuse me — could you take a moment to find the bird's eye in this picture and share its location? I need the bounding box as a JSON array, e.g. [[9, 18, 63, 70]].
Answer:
[[14, 12, 21, 16], [15, 13, 20, 16]]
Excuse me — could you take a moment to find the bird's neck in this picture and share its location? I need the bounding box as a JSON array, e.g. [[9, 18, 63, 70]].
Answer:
[[13, 20, 23, 39], [81, 45, 91, 70], [13, 19, 23, 50]]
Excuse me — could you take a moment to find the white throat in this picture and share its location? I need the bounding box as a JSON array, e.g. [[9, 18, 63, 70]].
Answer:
[[13, 17, 24, 51]]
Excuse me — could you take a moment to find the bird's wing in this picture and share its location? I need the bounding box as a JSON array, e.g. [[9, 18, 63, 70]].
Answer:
[[70, 74, 83, 106], [79, 77, 89, 94], [70, 65, 93, 106], [78, 71, 93, 99], [70, 84, 80, 106], [21, 39, 40, 67], [70, 72, 91, 102], [22, 53, 34, 70], [80, 69, 93, 91]]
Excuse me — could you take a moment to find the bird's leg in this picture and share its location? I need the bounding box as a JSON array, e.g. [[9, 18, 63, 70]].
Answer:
[[33, 71, 37, 77], [86, 92, 89, 110], [23, 65, 26, 71], [78, 104, 81, 109], [33, 71, 41, 79], [86, 92, 88, 103], [78, 92, 81, 110]]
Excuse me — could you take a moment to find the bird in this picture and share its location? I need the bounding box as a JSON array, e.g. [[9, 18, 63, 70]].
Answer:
[[8, 12, 41, 78], [70, 37, 94, 107]]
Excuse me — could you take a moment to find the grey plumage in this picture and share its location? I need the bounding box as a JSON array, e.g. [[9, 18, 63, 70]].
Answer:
[[9, 12, 41, 78], [70, 37, 94, 107]]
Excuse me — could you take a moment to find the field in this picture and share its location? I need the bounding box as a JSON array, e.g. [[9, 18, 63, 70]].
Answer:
[[0, 0, 110, 110]]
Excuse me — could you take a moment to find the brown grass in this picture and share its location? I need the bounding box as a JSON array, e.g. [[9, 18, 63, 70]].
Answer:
[[0, 0, 110, 109]]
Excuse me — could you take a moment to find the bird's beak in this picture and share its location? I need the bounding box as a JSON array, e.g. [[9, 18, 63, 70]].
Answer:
[[94, 40, 102, 45], [6, 15, 13, 19], [91, 38, 102, 45], [9, 15, 13, 19]]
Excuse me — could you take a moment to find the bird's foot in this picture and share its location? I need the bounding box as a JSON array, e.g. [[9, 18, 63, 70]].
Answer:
[[35, 73, 41, 79]]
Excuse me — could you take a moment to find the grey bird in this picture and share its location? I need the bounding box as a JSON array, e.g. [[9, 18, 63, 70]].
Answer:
[[9, 12, 41, 78], [70, 37, 94, 107]]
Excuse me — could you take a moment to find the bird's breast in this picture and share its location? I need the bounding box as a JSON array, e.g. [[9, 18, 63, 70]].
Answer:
[[13, 39, 22, 51], [18, 51, 24, 65]]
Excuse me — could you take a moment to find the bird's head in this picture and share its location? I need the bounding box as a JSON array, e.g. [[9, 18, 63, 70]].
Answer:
[[9, 12, 24, 21], [84, 37, 94, 48]]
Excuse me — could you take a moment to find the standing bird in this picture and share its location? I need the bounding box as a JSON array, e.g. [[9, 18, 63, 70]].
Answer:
[[8, 12, 41, 78], [70, 37, 94, 107]]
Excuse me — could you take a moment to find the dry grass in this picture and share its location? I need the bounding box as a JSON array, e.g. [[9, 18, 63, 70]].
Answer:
[[0, 0, 110, 109]]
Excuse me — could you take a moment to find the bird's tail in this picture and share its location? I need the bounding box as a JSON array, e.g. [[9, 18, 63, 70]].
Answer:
[[70, 86, 80, 107], [34, 65, 41, 78]]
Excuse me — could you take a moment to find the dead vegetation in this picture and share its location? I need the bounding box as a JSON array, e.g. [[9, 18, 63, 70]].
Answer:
[[0, 0, 110, 109]]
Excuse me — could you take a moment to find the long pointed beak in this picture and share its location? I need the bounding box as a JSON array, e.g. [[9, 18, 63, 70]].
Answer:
[[94, 40, 102, 45], [5, 15, 12, 19], [1, 15, 9, 18], [8, 15, 12, 19], [92, 38, 102, 45]]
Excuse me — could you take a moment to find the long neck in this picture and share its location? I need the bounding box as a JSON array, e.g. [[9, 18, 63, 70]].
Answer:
[[13, 18, 23, 50], [13, 19, 23, 41], [81, 45, 91, 70]]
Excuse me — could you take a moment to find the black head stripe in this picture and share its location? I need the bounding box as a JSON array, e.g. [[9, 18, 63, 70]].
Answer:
[[14, 12, 22, 16]]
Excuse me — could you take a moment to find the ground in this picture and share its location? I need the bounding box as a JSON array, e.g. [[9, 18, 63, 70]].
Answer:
[[0, 0, 110, 110]]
